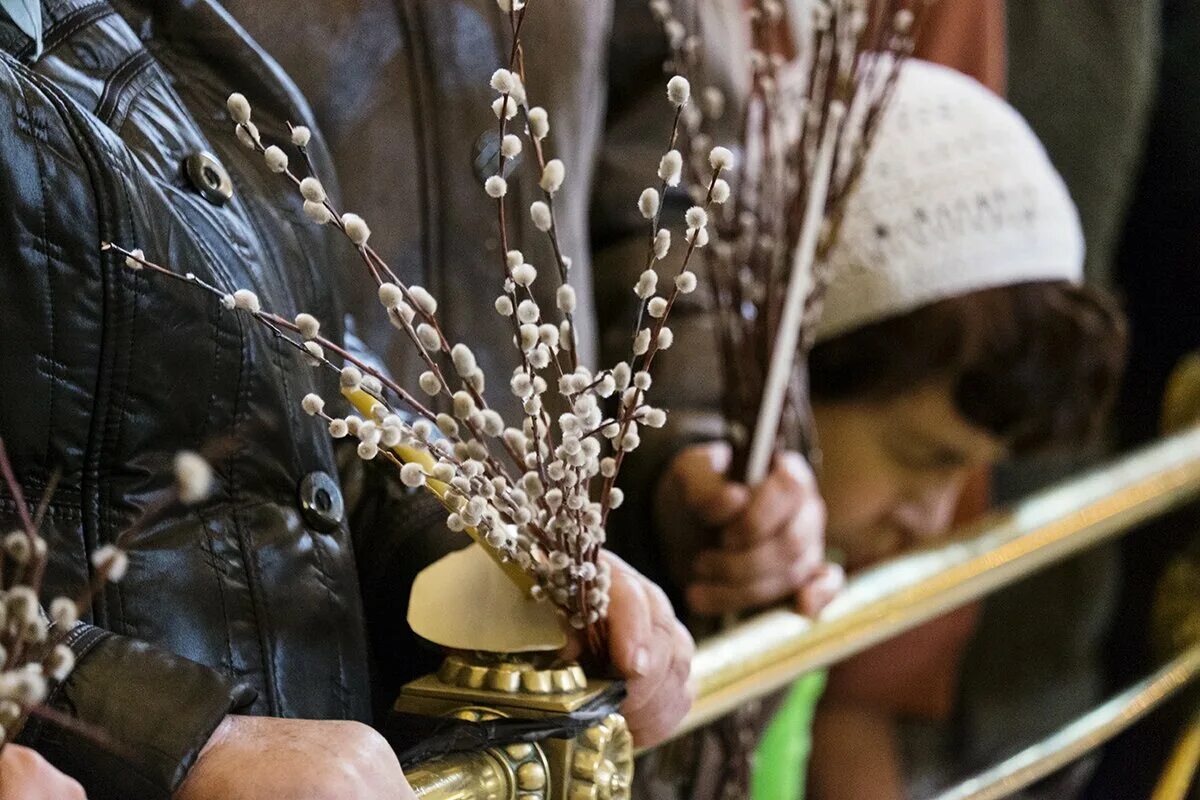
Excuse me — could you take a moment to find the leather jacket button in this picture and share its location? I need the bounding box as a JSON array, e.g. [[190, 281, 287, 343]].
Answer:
[[184, 151, 233, 206], [299, 471, 344, 531]]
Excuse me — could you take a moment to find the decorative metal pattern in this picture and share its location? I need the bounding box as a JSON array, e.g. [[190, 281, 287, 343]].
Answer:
[[568, 713, 634, 800], [448, 707, 550, 800], [438, 654, 588, 695]]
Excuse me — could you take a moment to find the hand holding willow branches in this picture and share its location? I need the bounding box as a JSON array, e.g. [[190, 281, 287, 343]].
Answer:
[[562, 552, 694, 746], [656, 443, 843, 617]]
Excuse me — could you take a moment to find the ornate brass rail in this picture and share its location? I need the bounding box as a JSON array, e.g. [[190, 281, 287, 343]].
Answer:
[[409, 428, 1200, 798], [676, 428, 1200, 739], [930, 644, 1200, 800]]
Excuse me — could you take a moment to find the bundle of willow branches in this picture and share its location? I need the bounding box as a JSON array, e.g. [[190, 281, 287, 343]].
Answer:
[[653, 0, 925, 482], [110, 0, 733, 659]]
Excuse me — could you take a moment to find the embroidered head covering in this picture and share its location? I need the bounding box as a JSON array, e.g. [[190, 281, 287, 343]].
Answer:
[[817, 59, 1084, 341]]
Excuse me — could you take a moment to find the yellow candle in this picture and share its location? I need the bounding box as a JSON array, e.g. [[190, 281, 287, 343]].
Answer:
[[341, 387, 534, 592]]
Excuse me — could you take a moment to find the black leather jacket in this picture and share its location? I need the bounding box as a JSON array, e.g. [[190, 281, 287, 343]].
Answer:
[[0, 1, 447, 796]]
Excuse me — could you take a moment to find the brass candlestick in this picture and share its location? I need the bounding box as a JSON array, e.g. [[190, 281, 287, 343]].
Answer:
[[397, 653, 633, 800]]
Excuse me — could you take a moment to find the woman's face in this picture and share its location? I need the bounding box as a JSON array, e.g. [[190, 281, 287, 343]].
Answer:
[[813, 382, 1005, 572]]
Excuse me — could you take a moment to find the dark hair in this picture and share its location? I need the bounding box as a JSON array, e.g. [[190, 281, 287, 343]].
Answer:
[[809, 282, 1127, 454]]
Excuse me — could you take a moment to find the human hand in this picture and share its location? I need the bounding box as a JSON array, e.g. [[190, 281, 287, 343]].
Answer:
[[661, 443, 843, 616], [0, 744, 85, 800], [175, 716, 415, 800], [567, 553, 694, 747]]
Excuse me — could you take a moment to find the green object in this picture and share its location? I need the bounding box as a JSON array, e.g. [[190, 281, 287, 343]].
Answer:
[[751, 671, 827, 800]]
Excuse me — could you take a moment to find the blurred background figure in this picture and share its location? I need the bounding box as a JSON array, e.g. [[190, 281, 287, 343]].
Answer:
[[864, 2, 1200, 798]]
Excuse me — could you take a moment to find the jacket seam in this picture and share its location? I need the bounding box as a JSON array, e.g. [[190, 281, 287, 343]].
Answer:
[[95, 48, 157, 132], [17, 1, 113, 61], [15, 57, 126, 632], [27, 74, 59, 465]]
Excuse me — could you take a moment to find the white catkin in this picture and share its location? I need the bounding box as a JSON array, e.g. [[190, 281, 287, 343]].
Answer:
[[657, 328, 674, 349], [417, 324, 441, 351], [408, 286, 437, 315], [49, 597, 78, 629], [667, 75, 691, 106], [232, 289, 260, 313], [400, 463, 426, 488], [654, 229, 671, 260], [236, 121, 259, 150], [227, 93, 251, 124], [362, 375, 382, 395], [527, 107, 549, 140], [647, 297, 669, 318], [638, 188, 660, 220], [304, 200, 332, 225], [675, 271, 698, 293], [124, 248, 145, 271], [635, 269, 658, 299], [264, 146, 288, 173], [539, 160, 565, 193], [290, 125, 311, 147], [658, 150, 683, 187], [485, 176, 508, 198], [381, 425, 402, 448], [517, 299, 539, 324], [495, 295, 514, 316], [341, 213, 371, 246], [685, 206, 708, 230], [302, 394, 325, 415], [340, 365, 362, 389], [519, 324, 538, 351], [633, 329, 651, 355], [709, 146, 734, 171], [712, 178, 731, 204], [452, 391, 474, 419], [501, 134, 522, 158], [609, 487, 625, 509], [302, 341, 324, 366], [686, 226, 710, 248], [613, 361, 631, 389], [490, 68, 515, 94], [451, 344, 477, 376], [378, 283, 403, 309], [329, 418, 349, 438], [174, 451, 213, 505], [512, 263, 537, 287], [492, 95, 518, 120], [530, 201, 552, 232], [419, 371, 442, 396], [557, 284, 576, 313], [295, 313, 321, 340], [92, 545, 128, 582], [299, 177, 325, 203]]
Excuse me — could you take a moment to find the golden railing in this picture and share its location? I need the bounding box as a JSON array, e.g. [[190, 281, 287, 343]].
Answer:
[[404, 428, 1200, 799]]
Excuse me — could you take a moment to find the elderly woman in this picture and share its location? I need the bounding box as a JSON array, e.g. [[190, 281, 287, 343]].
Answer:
[[630, 58, 1125, 799]]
